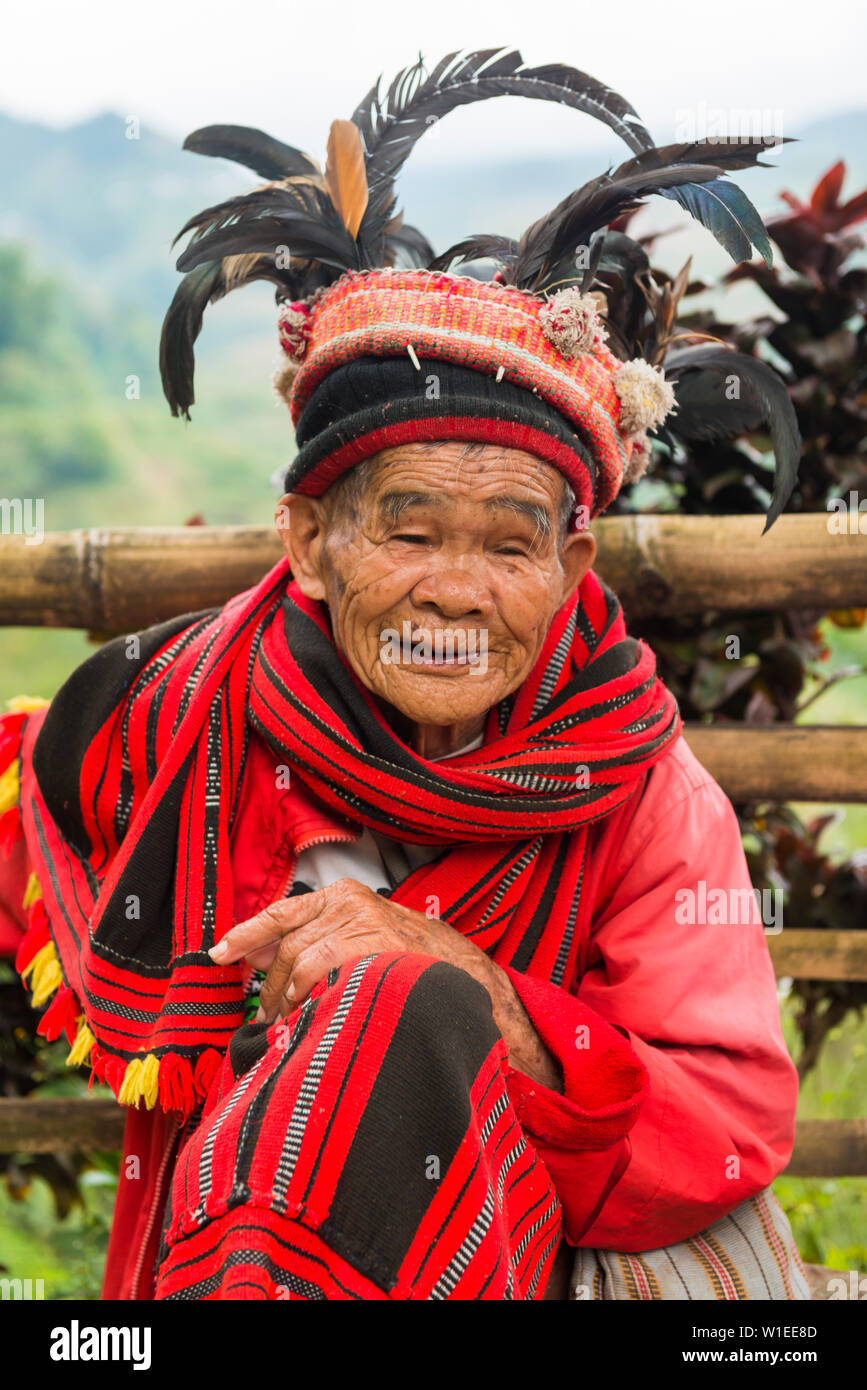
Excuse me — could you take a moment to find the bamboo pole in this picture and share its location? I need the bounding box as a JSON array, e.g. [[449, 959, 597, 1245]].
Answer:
[[0, 513, 864, 629], [595, 510, 867, 619], [0, 1097, 125, 1153], [769, 930, 867, 981], [784, 1119, 867, 1178], [683, 725, 867, 803], [1, 1099, 862, 1173]]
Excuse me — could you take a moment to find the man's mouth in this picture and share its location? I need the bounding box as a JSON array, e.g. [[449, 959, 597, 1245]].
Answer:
[[378, 622, 491, 674], [410, 629, 474, 668]]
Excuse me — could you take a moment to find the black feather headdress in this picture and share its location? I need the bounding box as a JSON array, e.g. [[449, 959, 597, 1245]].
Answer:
[[160, 47, 801, 529]]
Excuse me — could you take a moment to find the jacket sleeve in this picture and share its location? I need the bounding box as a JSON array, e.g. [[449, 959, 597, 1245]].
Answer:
[[503, 745, 798, 1251], [501, 967, 648, 1246]]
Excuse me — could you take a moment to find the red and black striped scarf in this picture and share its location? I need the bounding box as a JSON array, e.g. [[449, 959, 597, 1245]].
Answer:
[[13, 558, 679, 1116]]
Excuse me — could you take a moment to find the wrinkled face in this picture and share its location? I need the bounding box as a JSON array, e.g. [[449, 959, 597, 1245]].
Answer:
[[279, 442, 595, 731]]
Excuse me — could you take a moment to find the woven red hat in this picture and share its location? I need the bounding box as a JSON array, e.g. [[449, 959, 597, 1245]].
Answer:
[[271, 269, 677, 517], [160, 48, 799, 528]]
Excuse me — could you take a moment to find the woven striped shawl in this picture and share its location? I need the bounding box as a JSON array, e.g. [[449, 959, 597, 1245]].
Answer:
[[6, 558, 679, 1116]]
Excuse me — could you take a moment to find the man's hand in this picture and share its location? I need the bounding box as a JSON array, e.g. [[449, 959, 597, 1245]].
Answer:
[[209, 878, 563, 1092]]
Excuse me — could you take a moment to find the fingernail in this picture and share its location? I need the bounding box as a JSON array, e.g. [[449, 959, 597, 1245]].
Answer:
[[286, 982, 296, 1002], [209, 941, 228, 961], [255, 1006, 266, 1024]]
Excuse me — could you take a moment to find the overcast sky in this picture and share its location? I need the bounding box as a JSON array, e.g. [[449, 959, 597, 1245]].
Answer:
[[5, 0, 865, 166]]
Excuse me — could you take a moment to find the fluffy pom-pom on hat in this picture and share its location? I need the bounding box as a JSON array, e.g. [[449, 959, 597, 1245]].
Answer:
[[160, 47, 801, 527], [538, 288, 607, 359], [613, 360, 677, 436], [277, 300, 313, 364]]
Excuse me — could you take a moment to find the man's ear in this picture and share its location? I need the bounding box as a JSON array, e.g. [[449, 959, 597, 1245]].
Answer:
[[275, 493, 328, 601], [558, 529, 596, 605]]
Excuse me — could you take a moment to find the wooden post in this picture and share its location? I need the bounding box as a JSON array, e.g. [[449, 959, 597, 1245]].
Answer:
[[683, 725, 867, 804], [768, 930, 867, 981], [0, 513, 864, 628], [1, 1100, 862, 1173], [0, 1097, 125, 1153], [784, 1119, 867, 1177]]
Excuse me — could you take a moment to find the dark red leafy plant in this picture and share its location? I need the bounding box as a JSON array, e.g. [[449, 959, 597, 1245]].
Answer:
[[611, 163, 867, 1077]]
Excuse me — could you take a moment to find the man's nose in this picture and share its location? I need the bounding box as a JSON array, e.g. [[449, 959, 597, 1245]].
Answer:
[[409, 564, 492, 620]]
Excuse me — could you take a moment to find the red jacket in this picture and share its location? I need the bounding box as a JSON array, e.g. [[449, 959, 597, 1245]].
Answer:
[[0, 730, 797, 1298]]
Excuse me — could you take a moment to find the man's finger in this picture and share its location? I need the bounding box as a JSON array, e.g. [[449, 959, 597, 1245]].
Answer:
[[208, 889, 326, 964], [287, 938, 349, 1009], [255, 911, 352, 1022], [244, 941, 280, 971]]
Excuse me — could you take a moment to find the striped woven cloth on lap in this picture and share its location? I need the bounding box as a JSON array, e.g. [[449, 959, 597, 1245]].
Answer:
[[155, 953, 566, 1300], [571, 1189, 812, 1300]]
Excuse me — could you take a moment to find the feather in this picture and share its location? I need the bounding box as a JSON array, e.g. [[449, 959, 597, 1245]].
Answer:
[[163, 159, 360, 420], [513, 162, 721, 290], [584, 231, 651, 354], [324, 120, 369, 238], [669, 257, 692, 308], [176, 215, 359, 275], [159, 252, 322, 419], [522, 225, 606, 297], [659, 177, 774, 266], [174, 182, 359, 276], [429, 234, 518, 273], [222, 251, 267, 291], [607, 143, 780, 267], [614, 137, 793, 178], [160, 244, 335, 420], [351, 48, 654, 254], [182, 124, 320, 179], [579, 228, 607, 291], [172, 178, 332, 249], [159, 262, 226, 420], [385, 221, 435, 267], [163, 46, 785, 452], [663, 344, 801, 529]]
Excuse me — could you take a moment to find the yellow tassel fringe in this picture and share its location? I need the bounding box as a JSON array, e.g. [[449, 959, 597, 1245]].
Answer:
[[23, 871, 41, 909], [0, 761, 18, 816], [16, 859, 161, 1112], [15, 871, 161, 1112], [66, 1016, 96, 1067], [23, 940, 62, 1008], [116, 1053, 161, 1110], [19, 877, 63, 1007], [0, 696, 48, 813], [118, 1058, 144, 1106], [64, 1018, 162, 1114], [14, 839, 163, 1113], [139, 1054, 160, 1109], [5, 695, 49, 714]]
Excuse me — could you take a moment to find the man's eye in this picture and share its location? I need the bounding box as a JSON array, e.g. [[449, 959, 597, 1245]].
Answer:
[[392, 533, 428, 544], [497, 546, 529, 557]]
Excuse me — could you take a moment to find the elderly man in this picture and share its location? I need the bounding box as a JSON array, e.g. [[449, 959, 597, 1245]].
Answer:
[[1, 52, 807, 1300]]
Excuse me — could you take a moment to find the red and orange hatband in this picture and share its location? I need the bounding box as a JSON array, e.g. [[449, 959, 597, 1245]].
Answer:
[[274, 269, 676, 520]]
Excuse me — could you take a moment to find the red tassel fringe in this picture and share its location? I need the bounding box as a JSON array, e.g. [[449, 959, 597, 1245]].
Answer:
[[0, 711, 27, 858], [37, 983, 80, 1044], [14, 898, 50, 975], [3, 710, 229, 1120], [88, 1043, 104, 1091], [159, 1054, 196, 1115], [96, 1054, 128, 1099], [194, 1048, 223, 1104], [85, 1045, 225, 1118], [0, 807, 21, 857], [0, 711, 26, 767]]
